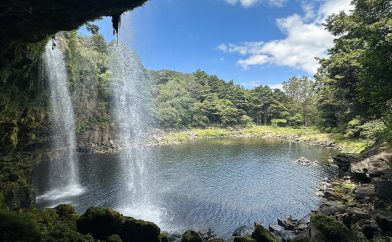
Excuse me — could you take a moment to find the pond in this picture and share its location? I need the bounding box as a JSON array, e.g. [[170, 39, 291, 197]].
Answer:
[[33, 137, 336, 238]]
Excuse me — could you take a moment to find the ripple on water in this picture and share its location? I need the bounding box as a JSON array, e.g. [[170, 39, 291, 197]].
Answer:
[[33, 138, 337, 238]]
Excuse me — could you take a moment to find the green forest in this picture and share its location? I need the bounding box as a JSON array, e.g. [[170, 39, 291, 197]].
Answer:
[[70, 0, 392, 145]]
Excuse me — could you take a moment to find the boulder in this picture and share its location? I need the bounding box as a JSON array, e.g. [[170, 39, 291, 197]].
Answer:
[[374, 210, 392, 232], [77, 207, 124, 240], [309, 214, 357, 242], [296, 157, 311, 166], [119, 217, 160, 242], [375, 180, 392, 200], [233, 224, 255, 237], [277, 217, 296, 230], [292, 232, 309, 242], [107, 234, 123, 242], [351, 151, 391, 182], [251, 224, 278, 242], [181, 230, 203, 242], [354, 184, 375, 199], [268, 224, 283, 234], [199, 228, 216, 241], [319, 201, 345, 216], [334, 154, 358, 172]]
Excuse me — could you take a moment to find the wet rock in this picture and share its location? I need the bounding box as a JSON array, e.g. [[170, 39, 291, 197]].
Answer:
[[233, 224, 255, 237], [310, 214, 357, 242], [354, 184, 375, 199], [292, 232, 309, 242], [334, 154, 358, 172], [207, 239, 224, 242], [234, 237, 256, 242], [181, 230, 203, 242], [277, 217, 296, 230], [199, 228, 216, 241], [296, 157, 311, 166], [375, 180, 392, 200], [268, 224, 283, 234], [119, 217, 160, 242], [319, 201, 345, 216], [77, 207, 124, 240], [374, 210, 392, 232], [251, 224, 278, 242]]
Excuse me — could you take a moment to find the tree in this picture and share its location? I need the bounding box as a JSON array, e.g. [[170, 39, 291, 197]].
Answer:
[[282, 76, 317, 126]]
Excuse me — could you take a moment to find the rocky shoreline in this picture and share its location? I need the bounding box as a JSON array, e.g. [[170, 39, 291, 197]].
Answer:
[[77, 127, 353, 155], [262, 143, 392, 242]]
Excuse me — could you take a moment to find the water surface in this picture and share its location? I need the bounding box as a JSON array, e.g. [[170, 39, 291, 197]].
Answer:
[[34, 138, 336, 238]]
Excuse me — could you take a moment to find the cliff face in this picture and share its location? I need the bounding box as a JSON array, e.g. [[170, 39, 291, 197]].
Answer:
[[0, 0, 147, 84], [0, 0, 147, 152]]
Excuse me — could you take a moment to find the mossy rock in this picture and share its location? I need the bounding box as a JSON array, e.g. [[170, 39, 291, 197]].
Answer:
[[26, 208, 59, 235], [0, 193, 6, 209], [108, 234, 123, 242], [160, 232, 169, 242], [234, 237, 256, 242], [55, 204, 78, 219], [119, 217, 160, 242], [310, 213, 357, 242], [251, 224, 278, 242], [0, 209, 41, 241], [46, 224, 95, 242], [207, 238, 225, 242], [181, 230, 203, 242], [77, 207, 125, 240]]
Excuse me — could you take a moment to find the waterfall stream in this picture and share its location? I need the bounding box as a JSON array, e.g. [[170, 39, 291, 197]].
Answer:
[[37, 40, 84, 203], [109, 43, 163, 223]]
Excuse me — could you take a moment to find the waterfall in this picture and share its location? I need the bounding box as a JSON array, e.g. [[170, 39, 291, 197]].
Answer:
[[37, 40, 84, 202], [109, 43, 163, 223]]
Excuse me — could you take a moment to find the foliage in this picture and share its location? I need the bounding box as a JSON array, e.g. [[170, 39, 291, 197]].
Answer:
[[271, 119, 287, 127], [316, 0, 392, 146], [0, 210, 41, 241], [310, 213, 356, 242]]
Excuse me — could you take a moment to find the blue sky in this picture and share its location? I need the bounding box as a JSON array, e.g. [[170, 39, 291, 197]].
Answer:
[[86, 0, 352, 89]]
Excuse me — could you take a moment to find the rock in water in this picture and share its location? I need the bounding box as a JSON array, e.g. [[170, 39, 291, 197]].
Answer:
[[181, 230, 203, 242]]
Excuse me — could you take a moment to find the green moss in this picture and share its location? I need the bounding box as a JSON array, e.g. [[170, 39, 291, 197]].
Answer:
[[108, 234, 123, 242], [251, 224, 278, 242], [77, 207, 124, 240], [160, 232, 169, 242], [55, 204, 78, 219], [234, 237, 257, 242], [26, 208, 59, 235], [46, 224, 95, 242], [0, 209, 41, 241], [181, 230, 203, 242], [119, 217, 160, 242], [311, 213, 357, 242]]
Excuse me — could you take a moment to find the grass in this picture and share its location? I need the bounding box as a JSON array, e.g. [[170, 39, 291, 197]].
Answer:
[[159, 125, 369, 153]]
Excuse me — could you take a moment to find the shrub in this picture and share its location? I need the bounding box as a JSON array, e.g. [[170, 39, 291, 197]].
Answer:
[[241, 115, 254, 127], [271, 119, 287, 127], [345, 117, 364, 138], [359, 120, 386, 140], [288, 114, 303, 127]]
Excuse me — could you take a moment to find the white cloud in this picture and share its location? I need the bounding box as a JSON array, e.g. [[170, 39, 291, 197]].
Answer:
[[268, 83, 283, 90], [224, 0, 286, 8], [240, 81, 283, 90], [218, 0, 353, 74]]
